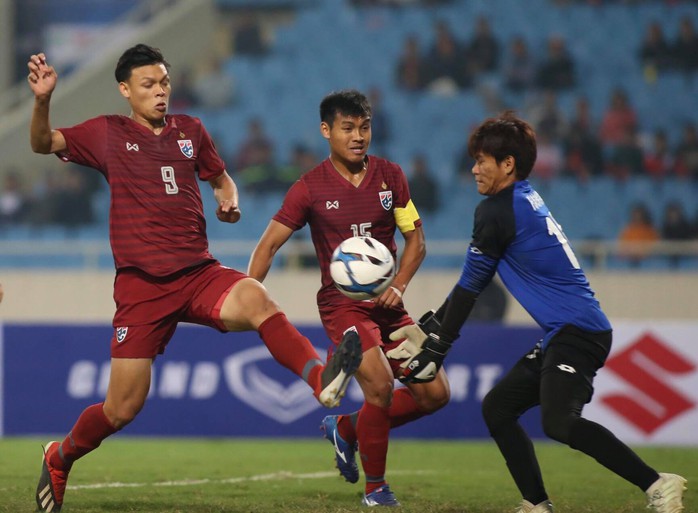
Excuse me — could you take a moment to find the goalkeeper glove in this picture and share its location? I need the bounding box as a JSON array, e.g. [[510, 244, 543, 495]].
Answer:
[[398, 333, 452, 384], [385, 310, 441, 360]]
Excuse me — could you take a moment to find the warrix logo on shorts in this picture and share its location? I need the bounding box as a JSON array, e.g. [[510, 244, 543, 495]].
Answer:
[[116, 327, 128, 343]]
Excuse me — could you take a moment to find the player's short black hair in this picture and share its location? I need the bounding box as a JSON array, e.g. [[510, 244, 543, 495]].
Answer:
[[114, 44, 170, 83], [320, 89, 372, 126], [467, 110, 537, 180]]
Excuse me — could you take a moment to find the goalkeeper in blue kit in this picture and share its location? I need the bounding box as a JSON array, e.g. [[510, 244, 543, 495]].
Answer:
[[396, 112, 687, 513]]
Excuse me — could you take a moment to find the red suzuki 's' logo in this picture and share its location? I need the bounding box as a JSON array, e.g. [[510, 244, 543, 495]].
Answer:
[[601, 333, 695, 435]]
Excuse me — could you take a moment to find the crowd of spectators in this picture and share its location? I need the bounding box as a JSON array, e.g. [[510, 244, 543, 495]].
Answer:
[[0, 165, 100, 235], [449, 84, 698, 183], [617, 200, 698, 268], [394, 20, 577, 95], [640, 15, 698, 82], [3, 1, 698, 258]]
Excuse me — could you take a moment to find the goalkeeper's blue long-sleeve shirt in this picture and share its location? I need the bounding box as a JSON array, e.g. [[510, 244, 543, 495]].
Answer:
[[455, 180, 611, 349]]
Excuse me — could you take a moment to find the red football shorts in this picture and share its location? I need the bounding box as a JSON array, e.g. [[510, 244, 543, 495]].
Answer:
[[319, 300, 414, 375], [110, 261, 247, 358]]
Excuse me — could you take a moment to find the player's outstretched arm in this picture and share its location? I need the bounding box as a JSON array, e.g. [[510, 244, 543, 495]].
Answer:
[[248, 220, 295, 282], [210, 171, 241, 224], [27, 53, 66, 154], [399, 285, 478, 384]]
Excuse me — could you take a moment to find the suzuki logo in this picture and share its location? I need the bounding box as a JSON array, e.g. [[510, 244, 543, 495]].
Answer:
[[601, 333, 695, 435]]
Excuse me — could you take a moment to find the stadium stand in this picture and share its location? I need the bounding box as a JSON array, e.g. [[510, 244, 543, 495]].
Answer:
[[2, 0, 697, 270]]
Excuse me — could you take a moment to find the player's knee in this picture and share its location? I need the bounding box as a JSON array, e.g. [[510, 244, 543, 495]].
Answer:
[[105, 399, 145, 429], [363, 380, 394, 408], [541, 410, 576, 444], [416, 386, 450, 413], [482, 388, 516, 432], [481, 392, 499, 431]]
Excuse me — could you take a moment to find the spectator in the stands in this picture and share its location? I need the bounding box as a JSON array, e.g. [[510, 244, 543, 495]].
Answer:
[[618, 202, 659, 267], [639, 20, 672, 83], [674, 122, 698, 180], [534, 131, 564, 181], [535, 35, 575, 91], [51, 166, 96, 233], [193, 56, 236, 110], [169, 67, 198, 112], [407, 153, 439, 214], [606, 127, 645, 180], [643, 129, 674, 180], [367, 86, 391, 157], [234, 117, 275, 172], [502, 35, 535, 93], [527, 91, 568, 143], [233, 15, 269, 56], [670, 15, 698, 76], [277, 143, 320, 193], [562, 96, 604, 181], [233, 117, 278, 194], [660, 201, 693, 268], [465, 15, 500, 75], [0, 170, 28, 226], [599, 87, 638, 147], [394, 34, 428, 92], [425, 19, 471, 93]]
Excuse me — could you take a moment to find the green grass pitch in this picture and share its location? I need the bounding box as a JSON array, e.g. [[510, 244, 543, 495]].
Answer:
[[0, 437, 694, 512]]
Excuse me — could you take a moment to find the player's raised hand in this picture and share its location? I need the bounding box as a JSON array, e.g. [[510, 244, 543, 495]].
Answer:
[[216, 200, 241, 224], [398, 333, 452, 384], [27, 53, 58, 98]]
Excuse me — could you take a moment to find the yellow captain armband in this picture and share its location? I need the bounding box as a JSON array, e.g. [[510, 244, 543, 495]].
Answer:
[[394, 199, 421, 234]]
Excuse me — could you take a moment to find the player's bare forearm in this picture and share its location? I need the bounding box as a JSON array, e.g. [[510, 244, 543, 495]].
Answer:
[[211, 171, 241, 224], [375, 226, 425, 308], [30, 99, 54, 154], [248, 220, 294, 282]]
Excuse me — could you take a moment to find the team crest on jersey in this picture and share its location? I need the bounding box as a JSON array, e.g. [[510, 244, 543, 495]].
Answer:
[[116, 327, 128, 343], [379, 190, 393, 210], [178, 139, 194, 158]]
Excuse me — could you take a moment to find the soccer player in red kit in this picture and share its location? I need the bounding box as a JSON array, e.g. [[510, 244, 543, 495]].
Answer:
[[248, 89, 450, 506], [27, 45, 362, 513]]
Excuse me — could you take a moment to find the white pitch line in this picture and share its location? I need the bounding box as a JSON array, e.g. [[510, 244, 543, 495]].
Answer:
[[68, 469, 432, 491]]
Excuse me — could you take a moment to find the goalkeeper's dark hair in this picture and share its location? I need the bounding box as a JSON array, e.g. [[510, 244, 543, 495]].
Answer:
[[467, 110, 537, 180], [115, 44, 170, 83], [320, 89, 372, 127]]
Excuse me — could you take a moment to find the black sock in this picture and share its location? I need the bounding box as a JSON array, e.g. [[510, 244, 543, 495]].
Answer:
[[569, 417, 659, 491]]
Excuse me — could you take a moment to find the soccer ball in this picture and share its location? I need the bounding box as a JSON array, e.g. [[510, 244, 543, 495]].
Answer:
[[330, 236, 396, 300]]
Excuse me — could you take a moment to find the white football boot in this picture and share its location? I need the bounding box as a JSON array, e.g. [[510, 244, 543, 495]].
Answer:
[[646, 473, 687, 513], [516, 499, 554, 513]]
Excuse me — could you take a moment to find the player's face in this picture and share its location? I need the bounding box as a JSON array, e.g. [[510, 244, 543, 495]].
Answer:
[[471, 152, 516, 196], [322, 114, 371, 169], [119, 63, 170, 128]]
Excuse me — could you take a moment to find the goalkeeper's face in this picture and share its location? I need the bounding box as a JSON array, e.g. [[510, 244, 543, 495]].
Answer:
[[471, 151, 516, 196]]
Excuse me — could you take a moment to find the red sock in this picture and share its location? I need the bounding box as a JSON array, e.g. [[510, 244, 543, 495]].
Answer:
[[49, 403, 117, 471], [357, 402, 391, 493], [258, 312, 323, 388], [338, 388, 426, 445]]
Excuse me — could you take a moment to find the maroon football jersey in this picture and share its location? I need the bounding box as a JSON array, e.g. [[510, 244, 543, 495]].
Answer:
[[57, 114, 225, 276], [273, 156, 421, 306]]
